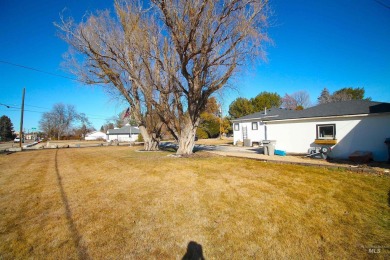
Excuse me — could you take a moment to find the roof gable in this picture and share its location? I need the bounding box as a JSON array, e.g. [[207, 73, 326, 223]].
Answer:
[[86, 131, 106, 137], [107, 125, 140, 135]]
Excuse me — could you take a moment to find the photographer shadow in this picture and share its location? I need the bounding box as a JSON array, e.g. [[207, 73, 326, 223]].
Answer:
[[182, 241, 205, 260]]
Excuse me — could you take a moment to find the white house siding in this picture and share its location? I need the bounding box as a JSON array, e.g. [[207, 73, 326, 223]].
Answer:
[[85, 132, 107, 141], [233, 121, 265, 145], [107, 133, 138, 142], [266, 114, 390, 161]]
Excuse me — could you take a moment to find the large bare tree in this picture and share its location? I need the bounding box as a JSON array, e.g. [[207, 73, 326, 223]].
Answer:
[[57, 0, 269, 154], [150, 0, 270, 154]]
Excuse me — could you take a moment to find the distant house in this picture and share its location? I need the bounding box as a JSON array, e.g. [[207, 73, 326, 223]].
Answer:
[[106, 124, 140, 142], [85, 131, 107, 141], [24, 133, 34, 140], [231, 100, 390, 161]]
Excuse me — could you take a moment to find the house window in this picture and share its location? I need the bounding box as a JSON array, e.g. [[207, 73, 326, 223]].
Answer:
[[252, 122, 258, 130], [317, 124, 336, 139], [234, 123, 239, 131]]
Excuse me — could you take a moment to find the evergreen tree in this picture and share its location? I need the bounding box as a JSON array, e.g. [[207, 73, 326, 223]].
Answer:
[[0, 115, 15, 141], [228, 98, 254, 119], [251, 92, 282, 112]]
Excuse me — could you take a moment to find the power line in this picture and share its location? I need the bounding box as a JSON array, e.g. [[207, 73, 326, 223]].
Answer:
[[0, 109, 20, 112], [25, 104, 51, 110], [0, 60, 121, 121], [0, 103, 10, 108], [0, 102, 111, 120], [0, 59, 106, 88], [0, 103, 19, 109], [0, 60, 79, 81]]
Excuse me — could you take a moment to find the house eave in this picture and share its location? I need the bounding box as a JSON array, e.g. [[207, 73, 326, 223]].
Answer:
[[231, 115, 278, 123], [264, 113, 382, 123], [232, 112, 390, 124]]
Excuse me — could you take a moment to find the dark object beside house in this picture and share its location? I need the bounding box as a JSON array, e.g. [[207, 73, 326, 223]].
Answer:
[[308, 146, 331, 159], [348, 151, 373, 163]]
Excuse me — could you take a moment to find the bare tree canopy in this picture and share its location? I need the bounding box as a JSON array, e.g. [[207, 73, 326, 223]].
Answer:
[[56, 0, 270, 154], [282, 91, 311, 110], [39, 103, 80, 140]]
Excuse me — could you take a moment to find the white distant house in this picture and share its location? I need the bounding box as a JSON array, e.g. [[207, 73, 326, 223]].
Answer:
[[85, 131, 107, 141], [231, 100, 390, 161], [106, 124, 140, 142]]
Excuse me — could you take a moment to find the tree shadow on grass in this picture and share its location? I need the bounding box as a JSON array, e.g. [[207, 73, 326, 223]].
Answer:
[[160, 142, 218, 154], [55, 150, 90, 259], [182, 241, 205, 260], [159, 142, 178, 153]]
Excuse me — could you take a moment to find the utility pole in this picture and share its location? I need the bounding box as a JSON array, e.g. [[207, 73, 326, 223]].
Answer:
[[19, 88, 25, 148]]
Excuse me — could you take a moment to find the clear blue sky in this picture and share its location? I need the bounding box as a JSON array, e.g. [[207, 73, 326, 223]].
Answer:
[[1, 0, 389, 133]]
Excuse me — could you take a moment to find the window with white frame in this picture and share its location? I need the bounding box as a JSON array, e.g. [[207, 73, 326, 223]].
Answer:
[[317, 124, 336, 139], [234, 123, 239, 131], [252, 122, 258, 130]]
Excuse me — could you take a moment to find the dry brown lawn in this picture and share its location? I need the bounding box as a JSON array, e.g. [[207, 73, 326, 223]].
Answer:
[[0, 146, 389, 259], [195, 137, 233, 146]]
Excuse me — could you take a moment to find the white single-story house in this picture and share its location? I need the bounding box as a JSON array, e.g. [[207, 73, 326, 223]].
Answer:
[[85, 131, 107, 141], [106, 124, 140, 142], [232, 100, 390, 161]]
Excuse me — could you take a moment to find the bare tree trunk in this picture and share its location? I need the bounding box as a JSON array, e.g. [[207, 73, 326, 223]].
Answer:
[[176, 123, 197, 155], [144, 138, 159, 151], [139, 125, 160, 151]]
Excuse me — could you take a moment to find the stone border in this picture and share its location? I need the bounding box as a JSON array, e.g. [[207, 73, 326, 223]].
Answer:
[[2, 141, 144, 152]]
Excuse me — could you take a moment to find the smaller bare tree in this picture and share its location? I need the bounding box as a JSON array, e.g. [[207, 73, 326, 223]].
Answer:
[[39, 112, 56, 139], [282, 91, 311, 110], [39, 103, 79, 140], [76, 113, 93, 138]]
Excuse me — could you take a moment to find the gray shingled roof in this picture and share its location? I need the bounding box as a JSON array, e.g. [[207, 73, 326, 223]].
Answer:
[[232, 100, 390, 122], [107, 125, 140, 135]]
